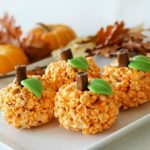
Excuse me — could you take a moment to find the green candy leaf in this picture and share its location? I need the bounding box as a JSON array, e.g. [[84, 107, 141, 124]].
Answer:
[[128, 61, 150, 72], [87, 79, 112, 95], [132, 55, 150, 64], [128, 55, 150, 72], [21, 78, 43, 98], [68, 56, 89, 70]]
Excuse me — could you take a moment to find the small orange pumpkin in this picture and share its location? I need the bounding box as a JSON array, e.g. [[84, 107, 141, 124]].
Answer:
[[23, 24, 76, 62], [0, 55, 14, 73], [0, 44, 28, 74]]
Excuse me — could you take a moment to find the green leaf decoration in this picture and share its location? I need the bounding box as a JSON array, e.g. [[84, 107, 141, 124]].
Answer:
[[21, 78, 43, 98], [87, 79, 112, 95], [128, 61, 150, 72], [68, 56, 89, 70], [132, 55, 150, 64], [128, 55, 150, 72]]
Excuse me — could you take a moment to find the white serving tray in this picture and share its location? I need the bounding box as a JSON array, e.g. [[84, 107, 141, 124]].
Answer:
[[0, 56, 150, 150]]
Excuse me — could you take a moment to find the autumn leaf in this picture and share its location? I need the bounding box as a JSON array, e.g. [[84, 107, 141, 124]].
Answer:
[[0, 13, 22, 47], [85, 21, 150, 58], [92, 21, 129, 46]]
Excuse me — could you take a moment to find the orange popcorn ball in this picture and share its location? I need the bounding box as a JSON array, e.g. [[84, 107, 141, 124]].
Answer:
[[0, 66, 55, 128], [102, 66, 150, 109], [54, 73, 119, 134], [43, 49, 100, 90], [102, 50, 150, 109]]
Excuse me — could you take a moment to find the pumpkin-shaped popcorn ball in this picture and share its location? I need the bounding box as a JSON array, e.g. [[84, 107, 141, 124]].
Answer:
[[43, 49, 100, 90], [54, 72, 119, 134], [102, 49, 150, 109], [0, 65, 55, 128]]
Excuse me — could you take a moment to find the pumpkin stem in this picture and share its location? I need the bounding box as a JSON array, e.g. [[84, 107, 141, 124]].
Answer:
[[117, 49, 129, 67], [15, 65, 27, 85], [37, 23, 51, 32], [76, 72, 88, 91], [60, 48, 73, 61]]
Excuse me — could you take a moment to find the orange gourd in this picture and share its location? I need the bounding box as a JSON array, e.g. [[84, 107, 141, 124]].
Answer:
[[0, 55, 14, 73], [23, 24, 76, 62], [0, 44, 28, 74]]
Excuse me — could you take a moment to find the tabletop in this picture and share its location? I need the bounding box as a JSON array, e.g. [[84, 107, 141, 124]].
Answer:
[[102, 123, 150, 150], [1, 123, 150, 150]]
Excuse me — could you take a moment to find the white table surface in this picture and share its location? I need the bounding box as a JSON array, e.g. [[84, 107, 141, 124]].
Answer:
[[0, 123, 150, 150], [102, 123, 150, 150]]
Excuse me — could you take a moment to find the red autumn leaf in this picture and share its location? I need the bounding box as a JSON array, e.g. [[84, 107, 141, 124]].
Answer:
[[0, 13, 22, 47], [93, 21, 129, 46]]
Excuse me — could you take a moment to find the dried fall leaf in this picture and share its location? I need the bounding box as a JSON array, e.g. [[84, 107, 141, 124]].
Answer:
[[0, 13, 22, 47], [92, 21, 128, 46], [85, 45, 119, 57], [96, 45, 119, 57], [109, 21, 128, 45], [121, 40, 146, 54], [129, 31, 145, 43], [93, 25, 113, 45], [27, 66, 45, 76], [86, 21, 150, 58], [129, 24, 144, 33], [142, 42, 150, 50]]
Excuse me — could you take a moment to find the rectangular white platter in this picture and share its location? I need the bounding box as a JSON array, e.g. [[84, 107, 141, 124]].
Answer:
[[0, 56, 150, 150]]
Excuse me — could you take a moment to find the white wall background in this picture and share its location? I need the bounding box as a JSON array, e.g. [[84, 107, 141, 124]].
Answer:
[[0, 0, 150, 36]]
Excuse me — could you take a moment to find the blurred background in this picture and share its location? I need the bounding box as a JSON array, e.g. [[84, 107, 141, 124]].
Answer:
[[1, 0, 150, 36], [1, 0, 150, 73]]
